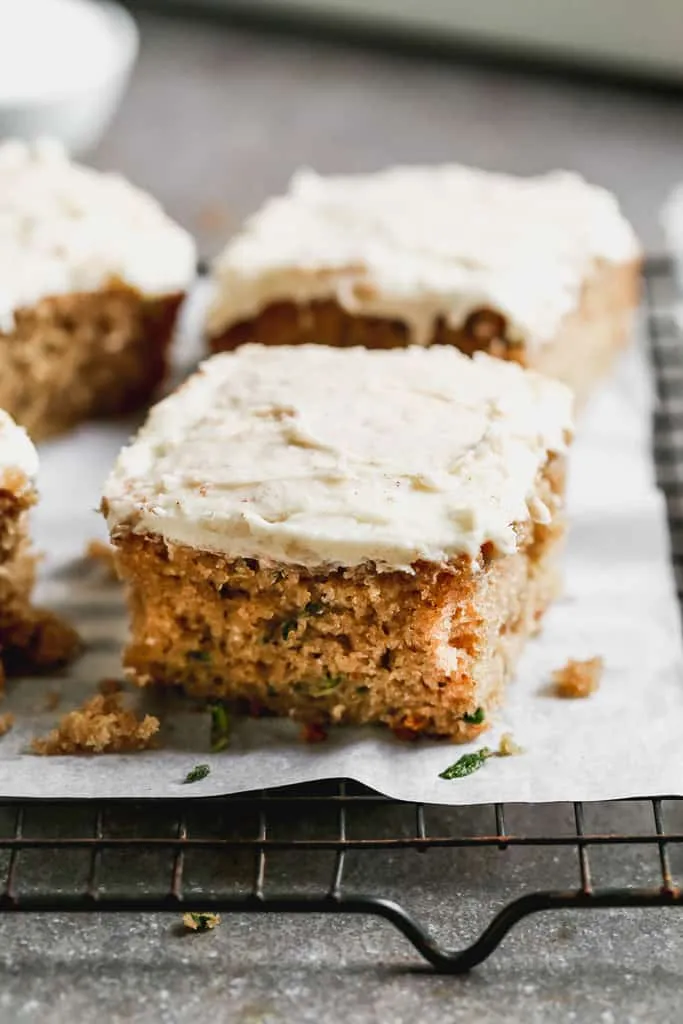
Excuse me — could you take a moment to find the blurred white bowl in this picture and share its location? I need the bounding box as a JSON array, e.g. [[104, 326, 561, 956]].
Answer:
[[0, 0, 138, 155]]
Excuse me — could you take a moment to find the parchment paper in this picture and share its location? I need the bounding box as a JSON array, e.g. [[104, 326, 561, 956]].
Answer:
[[0, 299, 680, 804]]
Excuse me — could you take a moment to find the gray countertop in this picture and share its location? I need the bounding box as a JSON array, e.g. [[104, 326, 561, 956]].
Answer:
[[4, 10, 683, 1022]]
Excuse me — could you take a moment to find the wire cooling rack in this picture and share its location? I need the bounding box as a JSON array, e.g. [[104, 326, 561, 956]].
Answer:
[[0, 256, 681, 973]]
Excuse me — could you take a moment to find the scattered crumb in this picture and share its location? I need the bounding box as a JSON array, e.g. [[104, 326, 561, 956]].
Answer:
[[182, 911, 221, 933], [0, 713, 14, 737], [42, 688, 62, 712], [390, 711, 425, 741], [552, 657, 604, 699], [98, 677, 124, 696], [497, 732, 524, 757], [85, 539, 118, 581], [30, 693, 159, 755], [439, 734, 524, 780], [300, 722, 328, 744]]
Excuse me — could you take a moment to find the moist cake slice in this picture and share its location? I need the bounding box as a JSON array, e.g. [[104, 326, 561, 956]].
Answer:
[[103, 344, 573, 741], [0, 410, 38, 683], [0, 139, 196, 440], [206, 164, 640, 408]]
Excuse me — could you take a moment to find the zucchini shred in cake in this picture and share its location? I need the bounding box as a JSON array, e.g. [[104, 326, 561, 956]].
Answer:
[[103, 344, 574, 741], [0, 139, 196, 440], [206, 164, 640, 408]]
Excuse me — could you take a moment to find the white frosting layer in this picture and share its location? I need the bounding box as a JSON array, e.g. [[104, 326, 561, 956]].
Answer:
[[0, 139, 196, 330], [0, 409, 39, 492], [104, 344, 573, 571], [207, 164, 639, 347]]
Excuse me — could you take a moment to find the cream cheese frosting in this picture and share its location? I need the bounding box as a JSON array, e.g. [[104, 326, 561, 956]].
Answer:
[[206, 164, 640, 347], [0, 139, 196, 330], [0, 409, 39, 492], [104, 344, 573, 571]]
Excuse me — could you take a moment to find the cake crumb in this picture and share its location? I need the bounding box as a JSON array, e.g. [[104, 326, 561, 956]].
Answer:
[[497, 732, 524, 757], [182, 911, 221, 933], [30, 693, 159, 755], [300, 722, 328, 744], [0, 713, 14, 737], [552, 657, 603, 699], [85, 539, 118, 581]]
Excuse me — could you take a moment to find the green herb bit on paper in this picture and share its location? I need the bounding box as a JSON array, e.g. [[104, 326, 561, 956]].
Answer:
[[439, 747, 492, 780], [463, 707, 485, 725], [209, 704, 231, 752], [182, 911, 221, 932], [439, 734, 524, 780], [183, 764, 210, 784]]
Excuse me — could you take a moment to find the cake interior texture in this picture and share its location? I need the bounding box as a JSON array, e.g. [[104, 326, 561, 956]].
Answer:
[[104, 343, 573, 741], [113, 455, 565, 740], [0, 286, 183, 441]]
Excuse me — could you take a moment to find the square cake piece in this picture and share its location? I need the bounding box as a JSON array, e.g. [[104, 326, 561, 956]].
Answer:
[[0, 410, 38, 683], [104, 344, 573, 741], [206, 164, 640, 408], [0, 140, 196, 440]]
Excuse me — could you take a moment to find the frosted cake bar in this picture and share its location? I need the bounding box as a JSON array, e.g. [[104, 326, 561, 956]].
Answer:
[[103, 344, 573, 741], [0, 140, 196, 439], [207, 164, 640, 407]]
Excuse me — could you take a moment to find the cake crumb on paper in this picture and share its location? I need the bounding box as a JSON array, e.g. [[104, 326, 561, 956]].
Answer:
[[497, 732, 524, 757], [300, 722, 328, 744], [31, 693, 159, 755], [552, 657, 603, 699]]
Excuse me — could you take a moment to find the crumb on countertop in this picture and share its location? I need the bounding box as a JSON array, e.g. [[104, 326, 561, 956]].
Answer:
[[552, 656, 604, 699], [0, 713, 14, 737], [30, 693, 159, 755], [182, 911, 221, 933], [85, 539, 119, 581]]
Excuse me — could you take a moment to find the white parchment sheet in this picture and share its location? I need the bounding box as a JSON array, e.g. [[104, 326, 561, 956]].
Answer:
[[0, 314, 681, 804]]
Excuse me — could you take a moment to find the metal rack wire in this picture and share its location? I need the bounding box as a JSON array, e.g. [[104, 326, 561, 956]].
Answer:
[[0, 257, 680, 973]]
